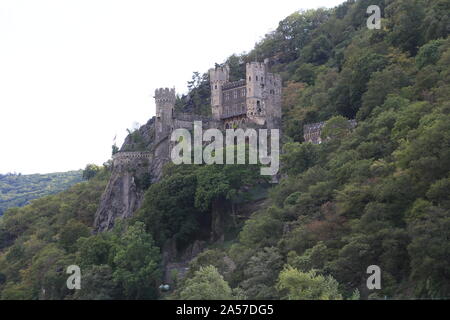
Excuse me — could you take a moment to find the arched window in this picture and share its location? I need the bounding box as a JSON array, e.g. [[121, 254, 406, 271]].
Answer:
[[249, 76, 252, 81]]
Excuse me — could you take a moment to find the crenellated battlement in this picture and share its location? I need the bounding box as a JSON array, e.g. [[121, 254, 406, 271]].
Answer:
[[112, 151, 153, 167], [154, 88, 176, 103], [222, 79, 246, 91]]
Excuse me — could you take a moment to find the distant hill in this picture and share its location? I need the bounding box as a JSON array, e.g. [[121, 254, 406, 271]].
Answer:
[[0, 171, 83, 215]]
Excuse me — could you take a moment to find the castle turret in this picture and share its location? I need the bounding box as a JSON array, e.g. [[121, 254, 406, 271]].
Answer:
[[209, 65, 230, 120], [154, 87, 175, 141], [246, 61, 268, 125]]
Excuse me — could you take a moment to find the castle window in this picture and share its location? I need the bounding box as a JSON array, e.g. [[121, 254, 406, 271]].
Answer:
[[256, 76, 258, 81], [234, 91, 238, 99], [249, 76, 251, 81], [261, 77, 263, 82], [257, 100, 261, 107], [215, 85, 217, 89]]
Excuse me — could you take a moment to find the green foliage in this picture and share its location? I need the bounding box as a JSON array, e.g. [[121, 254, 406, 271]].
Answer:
[[82, 164, 101, 180], [176, 72, 211, 116], [111, 222, 161, 299], [240, 247, 283, 299], [0, 169, 109, 299], [416, 39, 446, 69], [179, 266, 235, 300], [277, 266, 343, 300], [320, 116, 352, 141], [59, 219, 90, 252], [1, 0, 450, 300], [0, 171, 83, 215], [229, 1, 450, 297], [72, 265, 116, 300], [134, 165, 199, 247], [281, 142, 319, 176]]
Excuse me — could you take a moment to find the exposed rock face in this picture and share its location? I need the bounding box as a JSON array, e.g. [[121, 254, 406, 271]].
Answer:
[[162, 239, 206, 285], [93, 117, 171, 232], [94, 170, 144, 232]]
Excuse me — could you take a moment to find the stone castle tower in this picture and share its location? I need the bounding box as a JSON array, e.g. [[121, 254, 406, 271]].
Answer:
[[154, 88, 175, 142], [209, 59, 282, 129], [152, 61, 282, 139], [209, 64, 230, 121]]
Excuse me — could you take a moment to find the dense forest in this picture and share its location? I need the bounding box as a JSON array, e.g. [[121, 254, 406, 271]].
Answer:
[[0, 171, 83, 216], [0, 0, 449, 300]]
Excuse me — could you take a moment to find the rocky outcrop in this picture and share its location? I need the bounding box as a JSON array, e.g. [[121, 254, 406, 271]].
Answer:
[[120, 117, 155, 152], [93, 118, 171, 232], [93, 170, 145, 232], [162, 239, 206, 285]]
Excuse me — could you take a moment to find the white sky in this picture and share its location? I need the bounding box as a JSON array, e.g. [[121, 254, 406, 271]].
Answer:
[[0, 0, 343, 174]]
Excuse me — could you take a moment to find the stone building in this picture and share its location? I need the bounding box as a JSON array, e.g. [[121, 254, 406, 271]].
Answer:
[[209, 59, 282, 129], [95, 61, 282, 233], [303, 119, 357, 144]]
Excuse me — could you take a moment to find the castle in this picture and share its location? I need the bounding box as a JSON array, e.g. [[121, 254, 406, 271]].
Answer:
[[96, 61, 282, 232], [153, 59, 282, 145], [209, 59, 282, 129]]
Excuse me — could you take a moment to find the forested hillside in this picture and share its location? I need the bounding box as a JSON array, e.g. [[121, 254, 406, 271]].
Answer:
[[0, 171, 83, 215], [0, 0, 449, 300]]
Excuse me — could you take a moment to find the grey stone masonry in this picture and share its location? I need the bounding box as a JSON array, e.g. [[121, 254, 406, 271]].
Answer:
[[304, 119, 357, 144]]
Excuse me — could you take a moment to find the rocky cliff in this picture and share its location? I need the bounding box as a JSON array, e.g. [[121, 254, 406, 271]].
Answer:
[[93, 117, 170, 232]]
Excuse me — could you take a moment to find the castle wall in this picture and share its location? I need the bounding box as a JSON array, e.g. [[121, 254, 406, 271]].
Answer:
[[303, 119, 357, 144], [222, 84, 246, 119]]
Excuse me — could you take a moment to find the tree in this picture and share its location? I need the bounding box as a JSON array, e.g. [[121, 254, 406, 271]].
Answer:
[[59, 219, 90, 252], [281, 142, 319, 176], [112, 144, 119, 156], [73, 265, 117, 300], [82, 164, 101, 180], [179, 266, 234, 300], [386, 0, 425, 54], [406, 201, 450, 298], [240, 247, 283, 299], [277, 266, 343, 300], [416, 39, 445, 69], [135, 166, 200, 247], [321, 116, 352, 141], [111, 222, 161, 300]]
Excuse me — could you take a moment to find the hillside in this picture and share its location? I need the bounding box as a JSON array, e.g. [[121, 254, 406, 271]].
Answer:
[[0, 0, 449, 300], [0, 171, 83, 215]]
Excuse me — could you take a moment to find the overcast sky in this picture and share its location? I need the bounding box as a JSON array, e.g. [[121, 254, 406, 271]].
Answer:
[[0, 0, 344, 174]]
